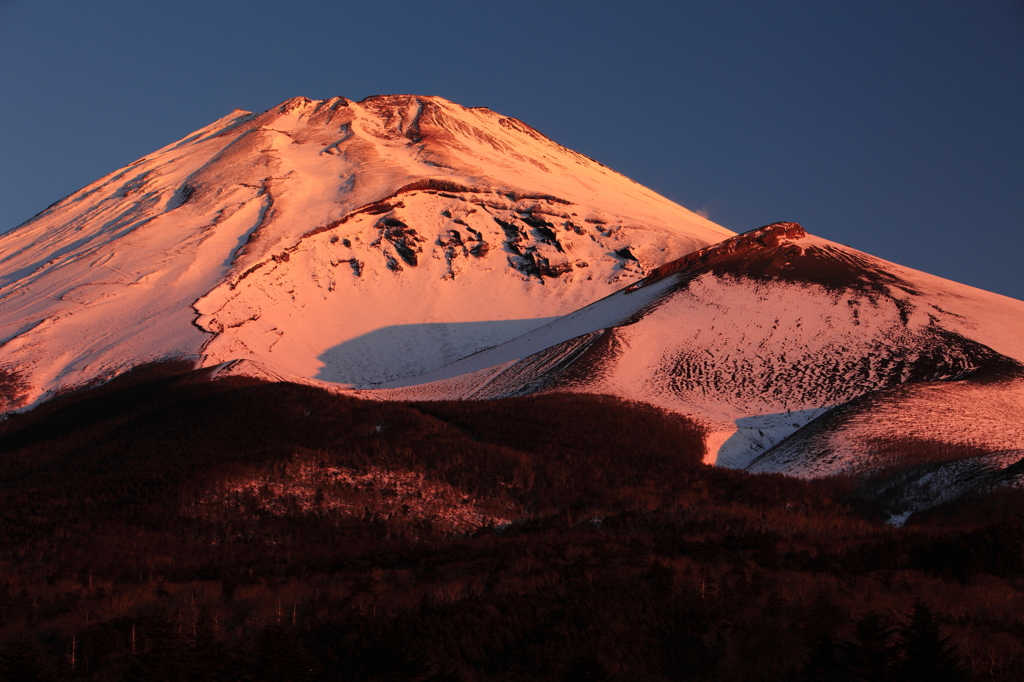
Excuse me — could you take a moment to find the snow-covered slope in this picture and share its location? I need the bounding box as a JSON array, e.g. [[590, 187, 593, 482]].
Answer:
[[377, 223, 1024, 468], [746, 365, 1024, 477], [0, 95, 731, 409]]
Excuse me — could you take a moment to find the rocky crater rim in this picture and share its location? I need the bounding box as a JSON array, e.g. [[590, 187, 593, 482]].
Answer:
[[630, 222, 807, 289]]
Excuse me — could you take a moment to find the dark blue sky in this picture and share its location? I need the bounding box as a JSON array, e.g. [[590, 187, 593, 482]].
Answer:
[[2, 0, 1022, 298]]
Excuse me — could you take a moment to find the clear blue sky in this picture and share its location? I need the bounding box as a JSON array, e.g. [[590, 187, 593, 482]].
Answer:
[[2, 0, 1022, 299]]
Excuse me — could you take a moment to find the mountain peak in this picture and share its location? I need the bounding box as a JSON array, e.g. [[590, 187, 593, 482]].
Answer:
[[0, 94, 731, 409]]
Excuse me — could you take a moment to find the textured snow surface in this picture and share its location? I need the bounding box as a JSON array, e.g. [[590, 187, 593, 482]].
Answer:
[[378, 224, 1024, 468], [748, 373, 1024, 477], [0, 95, 730, 407]]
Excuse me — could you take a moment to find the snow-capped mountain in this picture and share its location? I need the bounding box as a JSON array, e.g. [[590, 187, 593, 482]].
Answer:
[[0, 95, 731, 410], [5, 94, 1024, 679], [377, 222, 1024, 492], [2, 94, 1021, 519]]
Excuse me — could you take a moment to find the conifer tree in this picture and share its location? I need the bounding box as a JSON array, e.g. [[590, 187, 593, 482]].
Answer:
[[894, 600, 967, 682], [844, 610, 897, 681]]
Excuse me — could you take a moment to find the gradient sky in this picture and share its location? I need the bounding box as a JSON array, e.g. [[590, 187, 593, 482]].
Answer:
[[2, 0, 1022, 299]]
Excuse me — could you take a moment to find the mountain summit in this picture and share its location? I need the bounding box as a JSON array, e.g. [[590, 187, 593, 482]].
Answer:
[[0, 95, 731, 408]]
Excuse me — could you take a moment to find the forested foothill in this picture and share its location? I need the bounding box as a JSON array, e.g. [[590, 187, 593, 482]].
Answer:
[[0, 364, 1021, 681]]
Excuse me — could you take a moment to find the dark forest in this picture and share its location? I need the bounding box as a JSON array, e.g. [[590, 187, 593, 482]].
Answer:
[[0, 364, 1021, 681]]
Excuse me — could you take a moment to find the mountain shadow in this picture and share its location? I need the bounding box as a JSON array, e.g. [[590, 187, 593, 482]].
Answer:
[[315, 317, 559, 385]]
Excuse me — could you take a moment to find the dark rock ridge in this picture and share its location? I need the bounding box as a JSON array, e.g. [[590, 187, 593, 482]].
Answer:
[[629, 221, 923, 298], [629, 222, 806, 290]]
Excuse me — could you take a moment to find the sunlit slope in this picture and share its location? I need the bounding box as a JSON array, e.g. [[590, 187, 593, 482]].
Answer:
[[0, 95, 731, 408], [377, 223, 1024, 468]]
